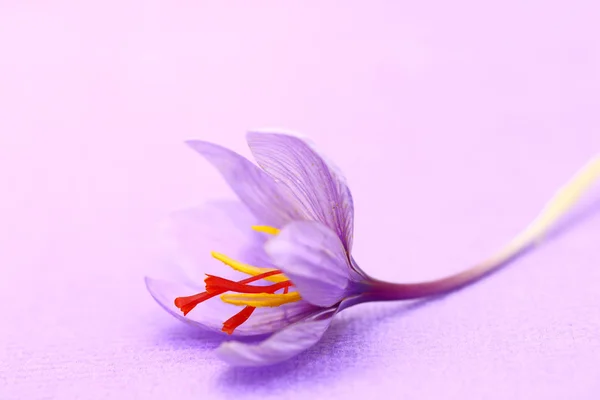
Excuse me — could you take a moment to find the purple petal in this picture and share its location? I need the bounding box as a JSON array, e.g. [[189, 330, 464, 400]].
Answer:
[[265, 221, 358, 307], [246, 131, 354, 252], [161, 201, 274, 285], [185, 140, 302, 228], [215, 308, 336, 366], [145, 277, 318, 337], [240, 301, 320, 334]]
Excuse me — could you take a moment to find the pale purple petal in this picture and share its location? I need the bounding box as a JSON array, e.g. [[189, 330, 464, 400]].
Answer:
[[161, 201, 274, 285], [246, 131, 355, 252], [243, 301, 320, 334], [215, 308, 336, 366], [185, 140, 302, 227], [265, 221, 357, 307], [145, 277, 318, 336]]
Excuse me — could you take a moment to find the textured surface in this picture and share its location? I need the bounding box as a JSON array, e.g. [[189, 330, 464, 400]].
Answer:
[[1, 1, 600, 399]]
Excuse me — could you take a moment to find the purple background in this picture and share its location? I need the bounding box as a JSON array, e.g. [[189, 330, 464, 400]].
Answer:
[[1, 1, 599, 399]]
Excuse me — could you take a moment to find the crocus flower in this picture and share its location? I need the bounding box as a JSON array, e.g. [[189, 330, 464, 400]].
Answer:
[[146, 131, 600, 367]]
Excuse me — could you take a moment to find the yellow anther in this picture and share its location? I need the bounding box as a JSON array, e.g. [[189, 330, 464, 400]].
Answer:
[[220, 292, 302, 307], [251, 225, 280, 235], [210, 251, 288, 283]]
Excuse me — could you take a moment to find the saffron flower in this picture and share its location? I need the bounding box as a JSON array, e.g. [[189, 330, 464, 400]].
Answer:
[[146, 131, 600, 367]]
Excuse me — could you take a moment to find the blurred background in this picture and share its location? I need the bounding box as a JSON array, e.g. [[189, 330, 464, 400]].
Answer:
[[0, 1, 599, 399]]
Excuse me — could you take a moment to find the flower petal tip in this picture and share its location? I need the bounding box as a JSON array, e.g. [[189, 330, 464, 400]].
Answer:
[[184, 139, 210, 153], [247, 128, 303, 138]]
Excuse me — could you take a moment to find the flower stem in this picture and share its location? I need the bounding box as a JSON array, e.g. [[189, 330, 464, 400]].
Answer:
[[368, 154, 600, 302]]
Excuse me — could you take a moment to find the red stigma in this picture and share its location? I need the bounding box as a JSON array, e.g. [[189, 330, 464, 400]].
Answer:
[[173, 269, 293, 334], [221, 306, 256, 335]]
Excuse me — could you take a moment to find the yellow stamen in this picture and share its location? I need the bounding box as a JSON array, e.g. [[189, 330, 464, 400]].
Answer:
[[210, 251, 288, 283], [220, 292, 302, 307], [251, 225, 280, 235]]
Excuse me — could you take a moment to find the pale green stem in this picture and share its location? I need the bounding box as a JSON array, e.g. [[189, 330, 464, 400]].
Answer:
[[370, 155, 600, 300]]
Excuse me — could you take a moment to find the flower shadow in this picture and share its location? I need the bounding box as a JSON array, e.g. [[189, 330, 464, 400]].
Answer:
[[149, 324, 222, 351], [545, 193, 600, 241]]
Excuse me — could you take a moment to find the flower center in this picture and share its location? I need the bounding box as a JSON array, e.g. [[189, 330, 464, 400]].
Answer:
[[173, 225, 301, 334]]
